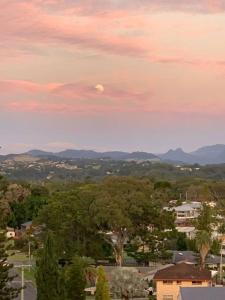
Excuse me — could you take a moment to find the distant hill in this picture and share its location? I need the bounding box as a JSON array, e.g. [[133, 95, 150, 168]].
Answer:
[[159, 144, 225, 165], [56, 149, 102, 159], [191, 144, 225, 164], [4, 144, 225, 165], [124, 151, 158, 160], [191, 144, 225, 157], [159, 148, 198, 164], [27, 149, 54, 157], [25, 149, 159, 161]]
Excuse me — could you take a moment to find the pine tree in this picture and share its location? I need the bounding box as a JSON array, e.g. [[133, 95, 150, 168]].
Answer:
[[35, 231, 60, 300], [65, 256, 86, 300], [0, 230, 20, 300], [95, 266, 111, 300]]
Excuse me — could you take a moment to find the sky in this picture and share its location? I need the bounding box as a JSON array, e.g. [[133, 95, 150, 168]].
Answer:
[[1, 0, 225, 154]]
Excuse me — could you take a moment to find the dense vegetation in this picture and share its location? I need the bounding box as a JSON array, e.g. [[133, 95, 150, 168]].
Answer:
[[0, 172, 225, 298]]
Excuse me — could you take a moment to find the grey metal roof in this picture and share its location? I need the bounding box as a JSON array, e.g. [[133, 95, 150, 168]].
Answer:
[[174, 204, 194, 212], [173, 251, 197, 264], [21, 221, 32, 227], [180, 287, 225, 300], [172, 251, 225, 265]]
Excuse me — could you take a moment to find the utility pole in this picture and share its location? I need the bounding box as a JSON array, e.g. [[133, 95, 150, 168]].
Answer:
[[220, 240, 224, 284], [28, 241, 31, 272], [21, 266, 24, 300]]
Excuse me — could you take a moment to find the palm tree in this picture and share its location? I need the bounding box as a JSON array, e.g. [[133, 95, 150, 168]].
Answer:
[[196, 230, 211, 268]]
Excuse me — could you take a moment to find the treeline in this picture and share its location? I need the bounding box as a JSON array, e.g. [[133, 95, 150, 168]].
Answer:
[[1, 175, 225, 262]]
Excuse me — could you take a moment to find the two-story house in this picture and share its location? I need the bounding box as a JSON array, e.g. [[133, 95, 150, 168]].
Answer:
[[153, 262, 211, 300]]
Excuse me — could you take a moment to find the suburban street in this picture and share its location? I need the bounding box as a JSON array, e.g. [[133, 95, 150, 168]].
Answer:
[[14, 282, 36, 300], [10, 264, 36, 300]]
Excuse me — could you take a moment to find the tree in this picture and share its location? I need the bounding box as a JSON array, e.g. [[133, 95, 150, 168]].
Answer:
[[110, 268, 148, 300], [196, 230, 211, 268], [92, 177, 174, 266], [64, 256, 87, 300], [35, 231, 61, 300], [196, 203, 215, 233], [176, 232, 188, 251], [95, 266, 110, 300], [37, 187, 111, 260], [0, 230, 20, 299]]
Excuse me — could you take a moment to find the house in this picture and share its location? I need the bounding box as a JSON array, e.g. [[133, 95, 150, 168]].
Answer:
[[6, 227, 16, 238], [21, 221, 32, 232], [178, 287, 225, 300], [165, 202, 201, 226], [153, 262, 211, 300], [174, 203, 201, 221]]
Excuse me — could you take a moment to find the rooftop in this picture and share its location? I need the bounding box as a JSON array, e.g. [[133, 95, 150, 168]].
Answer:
[[154, 262, 211, 281], [179, 287, 225, 300], [172, 251, 225, 265]]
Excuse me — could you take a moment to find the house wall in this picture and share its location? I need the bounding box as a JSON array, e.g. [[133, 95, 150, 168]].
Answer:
[[156, 279, 211, 300], [6, 231, 15, 238]]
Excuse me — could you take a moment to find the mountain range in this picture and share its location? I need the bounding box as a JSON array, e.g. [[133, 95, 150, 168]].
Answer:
[[26, 149, 159, 161], [159, 144, 225, 164], [2, 144, 225, 165]]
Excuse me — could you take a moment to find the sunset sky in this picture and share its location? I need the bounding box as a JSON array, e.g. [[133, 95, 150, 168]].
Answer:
[[1, 0, 225, 154]]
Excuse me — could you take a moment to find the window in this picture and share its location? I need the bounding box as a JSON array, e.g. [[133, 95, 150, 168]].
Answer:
[[163, 296, 173, 300], [176, 280, 182, 285], [163, 280, 173, 285], [192, 281, 202, 285]]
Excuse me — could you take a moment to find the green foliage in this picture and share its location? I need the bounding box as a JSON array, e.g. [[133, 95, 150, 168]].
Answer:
[[8, 194, 47, 228], [176, 233, 188, 251], [0, 176, 8, 193], [211, 239, 221, 255], [186, 238, 197, 252], [64, 256, 87, 300], [35, 231, 61, 300], [92, 177, 175, 265], [95, 266, 110, 300], [0, 230, 21, 299], [36, 177, 175, 265], [154, 181, 172, 190], [196, 230, 212, 268], [37, 187, 111, 260], [196, 203, 215, 233]]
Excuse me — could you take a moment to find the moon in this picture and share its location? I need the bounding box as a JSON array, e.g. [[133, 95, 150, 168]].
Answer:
[[95, 84, 104, 93]]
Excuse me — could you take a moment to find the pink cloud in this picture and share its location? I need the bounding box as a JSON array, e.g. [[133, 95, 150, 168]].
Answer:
[[0, 80, 152, 114], [0, 1, 151, 59], [29, 0, 225, 15], [1, 0, 225, 69], [1, 79, 225, 117]]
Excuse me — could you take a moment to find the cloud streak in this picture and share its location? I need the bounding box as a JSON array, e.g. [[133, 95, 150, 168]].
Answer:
[[1, 79, 225, 117], [0, 80, 152, 114], [1, 0, 225, 70]]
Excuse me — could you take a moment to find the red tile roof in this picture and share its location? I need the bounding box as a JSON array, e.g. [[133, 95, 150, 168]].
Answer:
[[154, 263, 211, 281]]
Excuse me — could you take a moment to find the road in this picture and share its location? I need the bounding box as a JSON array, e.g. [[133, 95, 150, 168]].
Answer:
[[10, 263, 36, 300], [13, 281, 36, 300]]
